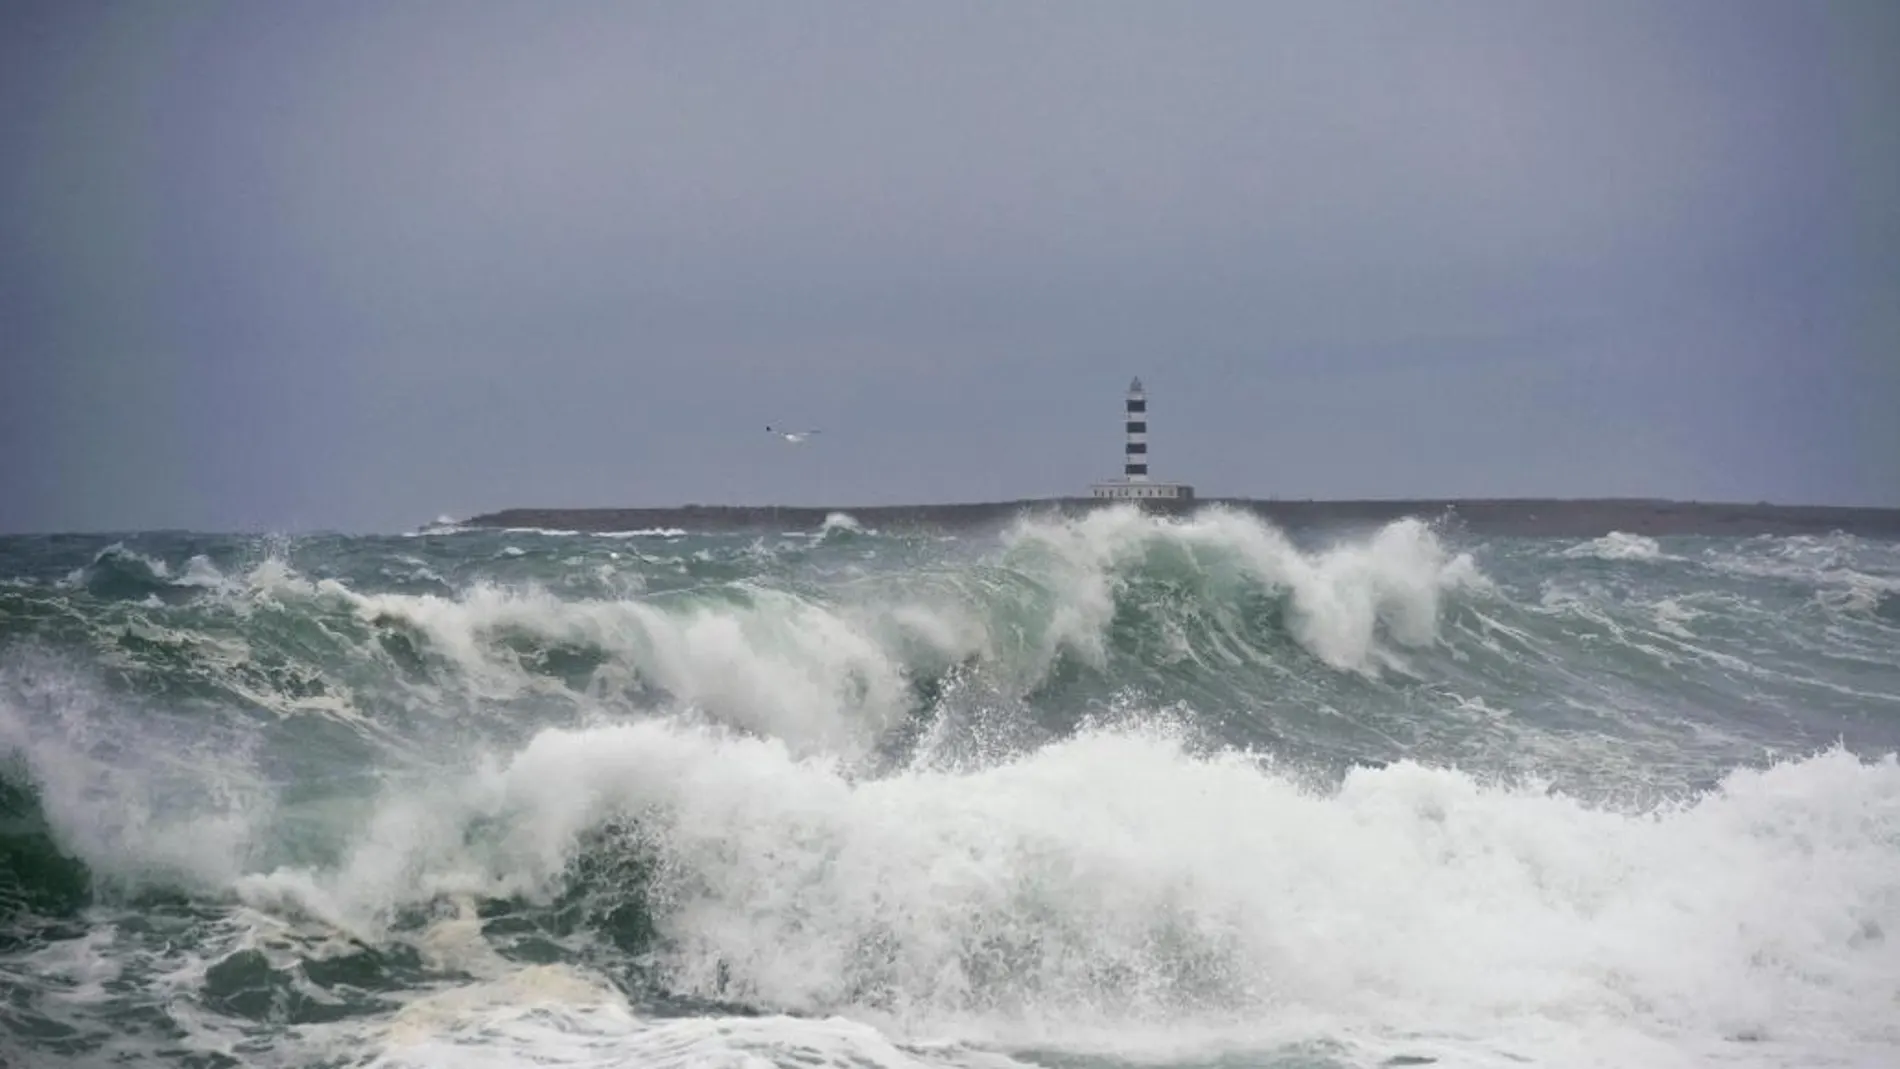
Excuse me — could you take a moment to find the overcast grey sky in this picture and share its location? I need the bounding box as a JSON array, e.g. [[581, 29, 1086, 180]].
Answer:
[[3, 1, 1896, 533]]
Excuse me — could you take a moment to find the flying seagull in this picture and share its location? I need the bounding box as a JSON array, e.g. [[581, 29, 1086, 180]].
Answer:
[[766, 426, 821, 444]]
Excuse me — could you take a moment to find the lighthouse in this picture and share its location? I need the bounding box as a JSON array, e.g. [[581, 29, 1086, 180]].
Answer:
[[1090, 377, 1195, 502], [1123, 376, 1149, 482]]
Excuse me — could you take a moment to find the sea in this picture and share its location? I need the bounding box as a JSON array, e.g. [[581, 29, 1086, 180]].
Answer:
[[2, 505, 1897, 1069]]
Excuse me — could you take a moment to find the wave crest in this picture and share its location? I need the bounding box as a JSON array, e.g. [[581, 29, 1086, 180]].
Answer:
[[232, 716, 1900, 1052]]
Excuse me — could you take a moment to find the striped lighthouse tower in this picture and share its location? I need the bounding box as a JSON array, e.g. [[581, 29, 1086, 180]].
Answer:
[[1089, 376, 1194, 502], [1123, 377, 1149, 482]]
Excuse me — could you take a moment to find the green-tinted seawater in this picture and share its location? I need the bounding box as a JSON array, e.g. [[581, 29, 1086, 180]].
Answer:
[[2, 507, 1898, 1068]]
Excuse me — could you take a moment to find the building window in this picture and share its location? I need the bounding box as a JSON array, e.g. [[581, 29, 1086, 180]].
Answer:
[[1126, 442, 1146, 453], [1125, 421, 1146, 433], [1126, 400, 1146, 413]]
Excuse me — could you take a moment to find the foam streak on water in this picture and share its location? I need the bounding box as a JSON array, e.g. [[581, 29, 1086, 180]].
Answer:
[[2, 507, 1898, 1068]]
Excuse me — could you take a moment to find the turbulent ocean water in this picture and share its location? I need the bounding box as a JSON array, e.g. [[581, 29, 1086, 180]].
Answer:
[[3, 506, 1898, 1069]]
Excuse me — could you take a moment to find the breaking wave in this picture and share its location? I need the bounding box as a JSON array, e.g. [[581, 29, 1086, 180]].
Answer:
[[3, 507, 1899, 1068]]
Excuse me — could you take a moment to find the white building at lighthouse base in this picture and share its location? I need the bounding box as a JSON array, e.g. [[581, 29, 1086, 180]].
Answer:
[[1090, 480, 1194, 501]]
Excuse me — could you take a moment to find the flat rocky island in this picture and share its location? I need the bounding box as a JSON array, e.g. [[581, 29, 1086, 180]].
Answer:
[[458, 498, 1900, 539]]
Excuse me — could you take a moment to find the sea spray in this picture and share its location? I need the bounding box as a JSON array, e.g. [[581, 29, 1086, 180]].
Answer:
[[2, 510, 1898, 1068]]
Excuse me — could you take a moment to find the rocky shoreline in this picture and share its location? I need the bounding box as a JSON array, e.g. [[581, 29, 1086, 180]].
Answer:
[[458, 497, 1900, 539]]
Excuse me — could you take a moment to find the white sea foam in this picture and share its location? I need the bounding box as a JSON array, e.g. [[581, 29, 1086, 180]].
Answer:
[[57, 543, 234, 593], [1000, 506, 1485, 674], [9, 520, 1900, 1069], [1698, 535, 1900, 612], [164, 508, 1487, 750], [822, 512, 865, 535], [477, 527, 690, 539], [0, 660, 270, 893], [228, 716, 1900, 1069], [371, 989, 1015, 1069], [1562, 531, 1665, 561]]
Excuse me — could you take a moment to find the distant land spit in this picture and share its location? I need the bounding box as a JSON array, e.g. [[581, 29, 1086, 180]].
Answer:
[[458, 498, 1900, 540]]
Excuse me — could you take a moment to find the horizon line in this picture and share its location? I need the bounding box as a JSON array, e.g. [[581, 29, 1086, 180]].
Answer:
[[9, 493, 1900, 539]]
